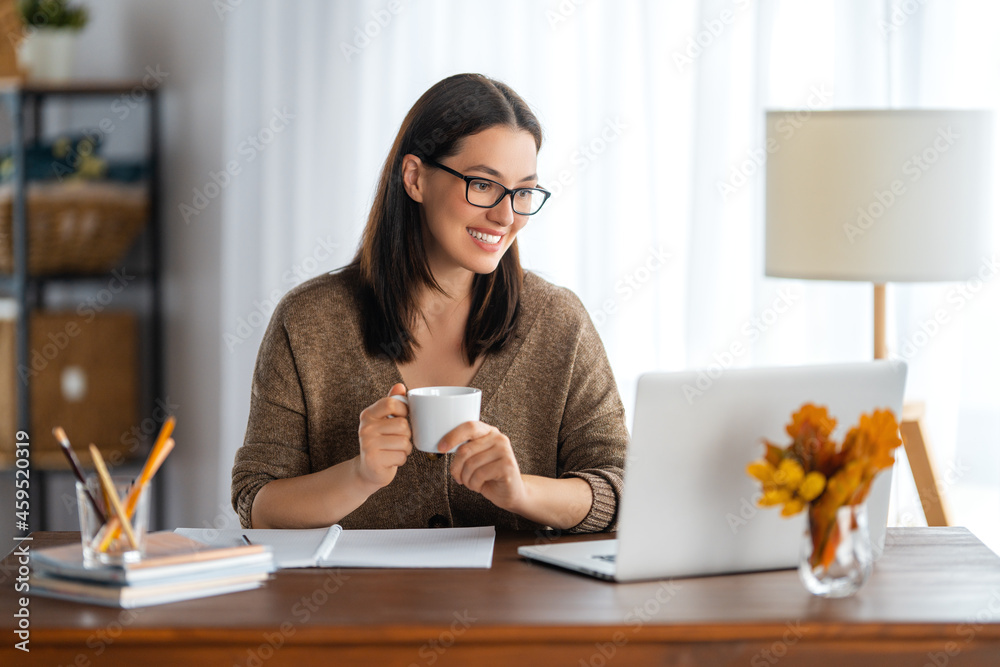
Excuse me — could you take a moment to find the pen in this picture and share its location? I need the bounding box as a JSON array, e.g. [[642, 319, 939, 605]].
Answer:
[[242, 534, 252, 546]]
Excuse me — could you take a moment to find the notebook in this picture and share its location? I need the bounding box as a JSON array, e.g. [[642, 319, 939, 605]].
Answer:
[[29, 532, 275, 609], [30, 570, 269, 609], [31, 531, 273, 585], [174, 525, 496, 569]]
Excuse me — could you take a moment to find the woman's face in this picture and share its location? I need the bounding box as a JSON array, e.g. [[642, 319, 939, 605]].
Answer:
[[405, 126, 539, 278]]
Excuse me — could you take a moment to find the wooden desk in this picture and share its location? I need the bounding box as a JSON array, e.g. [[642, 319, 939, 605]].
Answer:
[[3, 528, 1000, 666]]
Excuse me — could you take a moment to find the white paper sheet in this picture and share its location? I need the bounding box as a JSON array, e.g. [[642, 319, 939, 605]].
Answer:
[[323, 526, 495, 568], [174, 525, 495, 569]]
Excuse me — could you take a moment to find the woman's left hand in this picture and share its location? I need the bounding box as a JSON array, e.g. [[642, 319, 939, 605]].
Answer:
[[437, 421, 526, 512]]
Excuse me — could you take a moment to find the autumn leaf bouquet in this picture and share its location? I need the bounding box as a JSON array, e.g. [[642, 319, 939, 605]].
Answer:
[[747, 404, 902, 586]]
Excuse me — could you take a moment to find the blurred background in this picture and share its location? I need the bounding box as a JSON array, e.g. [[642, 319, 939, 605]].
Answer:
[[1, 0, 997, 555]]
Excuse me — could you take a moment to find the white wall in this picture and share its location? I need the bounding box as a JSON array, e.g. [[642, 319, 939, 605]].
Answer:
[[79, 0, 228, 531]]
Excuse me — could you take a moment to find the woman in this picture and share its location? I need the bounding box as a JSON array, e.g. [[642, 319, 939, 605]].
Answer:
[[232, 73, 628, 533]]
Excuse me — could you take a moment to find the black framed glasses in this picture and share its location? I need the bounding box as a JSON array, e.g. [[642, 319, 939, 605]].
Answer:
[[426, 159, 551, 216]]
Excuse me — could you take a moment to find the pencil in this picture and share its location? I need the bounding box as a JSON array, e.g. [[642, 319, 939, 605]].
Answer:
[[99, 437, 174, 552], [53, 427, 107, 523], [88, 445, 138, 551], [99, 416, 175, 549]]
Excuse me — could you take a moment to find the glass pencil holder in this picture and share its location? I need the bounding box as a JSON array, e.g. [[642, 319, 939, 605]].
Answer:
[[76, 474, 150, 566]]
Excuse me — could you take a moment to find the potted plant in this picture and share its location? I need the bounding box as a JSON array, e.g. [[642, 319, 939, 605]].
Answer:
[[17, 0, 89, 82]]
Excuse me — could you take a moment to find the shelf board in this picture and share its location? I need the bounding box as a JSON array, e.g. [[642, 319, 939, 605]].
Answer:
[[0, 443, 147, 471], [0, 78, 156, 97], [0, 270, 156, 295]]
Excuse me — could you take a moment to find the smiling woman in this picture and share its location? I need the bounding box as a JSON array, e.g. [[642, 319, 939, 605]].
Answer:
[[231, 74, 628, 533]]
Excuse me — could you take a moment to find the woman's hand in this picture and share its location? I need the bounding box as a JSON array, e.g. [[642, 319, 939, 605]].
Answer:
[[356, 383, 412, 490], [438, 421, 527, 513], [252, 383, 411, 529]]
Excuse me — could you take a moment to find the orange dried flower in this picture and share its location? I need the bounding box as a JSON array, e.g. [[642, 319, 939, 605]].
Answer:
[[746, 403, 903, 570], [786, 403, 837, 440]]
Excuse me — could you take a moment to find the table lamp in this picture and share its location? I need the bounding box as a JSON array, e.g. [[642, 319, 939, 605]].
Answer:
[[765, 109, 994, 526]]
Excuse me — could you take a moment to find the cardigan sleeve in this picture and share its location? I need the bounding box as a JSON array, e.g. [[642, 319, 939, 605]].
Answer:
[[231, 301, 311, 528], [555, 294, 629, 533]]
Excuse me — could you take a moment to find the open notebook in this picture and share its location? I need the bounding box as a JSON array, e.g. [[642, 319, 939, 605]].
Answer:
[[174, 525, 495, 569]]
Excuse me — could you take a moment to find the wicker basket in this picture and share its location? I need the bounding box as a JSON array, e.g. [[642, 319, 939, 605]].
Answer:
[[0, 181, 148, 275]]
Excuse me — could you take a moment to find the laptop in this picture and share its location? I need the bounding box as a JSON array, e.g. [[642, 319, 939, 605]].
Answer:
[[518, 361, 908, 582]]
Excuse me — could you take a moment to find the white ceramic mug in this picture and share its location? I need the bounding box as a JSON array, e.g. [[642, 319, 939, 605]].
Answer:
[[390, 386, 482, 454]]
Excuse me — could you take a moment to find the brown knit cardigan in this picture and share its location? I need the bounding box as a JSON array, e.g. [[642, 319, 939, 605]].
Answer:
[[231, 269, 629, 533]]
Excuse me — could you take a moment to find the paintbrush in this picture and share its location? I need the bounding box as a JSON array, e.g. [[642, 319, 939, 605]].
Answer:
[[53, 427, 107, 523]]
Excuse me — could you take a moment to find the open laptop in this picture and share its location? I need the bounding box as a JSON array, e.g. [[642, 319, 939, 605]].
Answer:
[[518, 361, 908, 582]]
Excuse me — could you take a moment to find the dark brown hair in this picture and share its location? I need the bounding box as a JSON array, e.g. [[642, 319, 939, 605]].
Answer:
[[345, 73, 543, 364]]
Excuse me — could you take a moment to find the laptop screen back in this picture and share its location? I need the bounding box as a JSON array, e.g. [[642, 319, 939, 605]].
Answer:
[[614, 361, 907, 582]]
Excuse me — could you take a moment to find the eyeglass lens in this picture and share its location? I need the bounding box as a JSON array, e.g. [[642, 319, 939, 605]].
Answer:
[[467, 179, 545, 215]]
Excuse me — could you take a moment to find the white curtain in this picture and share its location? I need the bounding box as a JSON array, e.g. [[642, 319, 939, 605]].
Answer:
[[217, 0, 1000, 551]]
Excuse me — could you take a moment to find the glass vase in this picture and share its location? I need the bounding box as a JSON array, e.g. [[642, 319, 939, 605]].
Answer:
[[799, 502, 873, 598]]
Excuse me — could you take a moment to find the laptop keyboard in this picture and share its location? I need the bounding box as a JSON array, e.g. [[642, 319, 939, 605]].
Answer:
[[592, 554, 617, 563]]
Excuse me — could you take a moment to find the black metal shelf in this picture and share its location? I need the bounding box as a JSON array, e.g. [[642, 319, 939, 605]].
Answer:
[[1, 81, 164, 532]]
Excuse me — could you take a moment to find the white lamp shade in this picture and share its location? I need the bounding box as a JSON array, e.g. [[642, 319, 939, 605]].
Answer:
[[765, 110, 993, 282]]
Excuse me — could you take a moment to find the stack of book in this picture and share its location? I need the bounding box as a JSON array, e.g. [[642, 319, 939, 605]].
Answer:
[[30, 531, 274, 608]]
